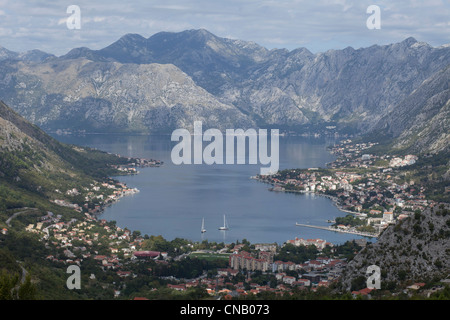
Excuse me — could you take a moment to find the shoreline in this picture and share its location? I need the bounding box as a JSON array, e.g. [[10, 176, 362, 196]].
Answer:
[[253, 176, 379, 237], [85, 158, 163, 220], [256, 177, 362, 217], [294, 222, 378, 239], [91, 159, 368, 245]]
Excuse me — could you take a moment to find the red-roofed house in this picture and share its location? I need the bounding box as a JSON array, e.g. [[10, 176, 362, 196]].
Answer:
[[294, 279, 311, 287], [351, 287, 373, 297], [133, 251, 161, 259], [167, 284, 186, 291]]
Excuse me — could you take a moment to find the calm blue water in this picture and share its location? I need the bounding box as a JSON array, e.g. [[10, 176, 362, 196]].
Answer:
[[54, 134, 368, 245]]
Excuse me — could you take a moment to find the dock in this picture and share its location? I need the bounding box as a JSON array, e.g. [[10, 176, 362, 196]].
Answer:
[[295, 222, 378, 238]]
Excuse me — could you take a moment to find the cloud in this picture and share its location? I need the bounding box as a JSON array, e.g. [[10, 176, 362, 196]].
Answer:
[[152, 4, 191, 11], [57, 18, 68, 26]]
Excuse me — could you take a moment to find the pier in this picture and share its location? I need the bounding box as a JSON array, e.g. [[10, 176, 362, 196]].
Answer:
[[295, 222, 378, 238]]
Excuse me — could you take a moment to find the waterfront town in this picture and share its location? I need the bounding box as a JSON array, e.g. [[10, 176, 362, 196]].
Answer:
[[256, 139, 434, 238], [19, 207, 444, 299], [21, 206, 369, 299], [51, 157, 163, 215], [3, 140, 447, 300]]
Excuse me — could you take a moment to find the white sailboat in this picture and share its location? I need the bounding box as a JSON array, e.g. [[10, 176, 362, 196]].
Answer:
[[218, 215, 229, 230], [201, 217, 206, 233]]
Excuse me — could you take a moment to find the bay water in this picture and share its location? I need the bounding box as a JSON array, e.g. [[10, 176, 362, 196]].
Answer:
[[54, 134, 367, 246]]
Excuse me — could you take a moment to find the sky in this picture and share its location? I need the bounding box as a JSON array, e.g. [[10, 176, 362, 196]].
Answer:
[[0, 0, 449, 56]]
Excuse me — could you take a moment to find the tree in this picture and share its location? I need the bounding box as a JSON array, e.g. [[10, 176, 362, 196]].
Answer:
[[350, 275, 366, 292], [17, 274, 37, 300], [0, 270, 18, 300], [132, 230, 141, 238], [0, 270, 37, 300]]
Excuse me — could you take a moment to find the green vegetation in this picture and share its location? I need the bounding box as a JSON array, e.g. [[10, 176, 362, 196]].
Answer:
[[153, 257, 228, 279], [1, 101, 448, 301], [395, 151, 450, 203], [140, 236, 193, 257], [332, 240, 363, 261], [0, 270, 37, 300], [190, 252, 230, 261], [0, 231, 85, 299], [334, 214, 365, 228], [0, 101, 166, 300], [274, 243, 318, 264]]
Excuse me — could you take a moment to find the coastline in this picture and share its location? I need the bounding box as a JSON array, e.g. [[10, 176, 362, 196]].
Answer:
[[80, 157, 164, 220], [90, 144, 367, 243], [253, 176, 379, 238], [255, 176, 362, 217], [294, 222, 378, 239]]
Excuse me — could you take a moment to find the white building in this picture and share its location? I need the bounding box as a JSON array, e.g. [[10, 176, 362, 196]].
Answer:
[[283, 276, 296, 285], [383, 212, 394, 223]]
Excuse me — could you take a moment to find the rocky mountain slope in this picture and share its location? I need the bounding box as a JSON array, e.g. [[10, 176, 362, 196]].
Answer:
[[0, 46, 55, 63], [57, 30, 450, 133], [339, 205, 450, 292], [0, 58, 254, 133], [61, 29, 272, 95], [372, 65, 450, 154], [0, 100, 153, 300], [0, 100, 136, 203], [229, 38, 450, 132], [0, 29, 449, 154]]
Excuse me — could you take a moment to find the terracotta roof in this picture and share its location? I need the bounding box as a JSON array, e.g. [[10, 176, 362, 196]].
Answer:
[[352, 287, 373, 295]]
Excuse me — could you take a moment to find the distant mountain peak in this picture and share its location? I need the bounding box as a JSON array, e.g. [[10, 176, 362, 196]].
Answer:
[[188, 28, 213, 36], [148, 28, 215, 40], [0, 46, 18, 60], [397, 37, 432, 50], [104, 33, 147, 52], [181, 28, 215, 38], [0, 45, 54, 62], [61, 46, 102, 60], [18, 49, 55, 62], [117, 33, 147, 43], [402, 36, 418, 46]]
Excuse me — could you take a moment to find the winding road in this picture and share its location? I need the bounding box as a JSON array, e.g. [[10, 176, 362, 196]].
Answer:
[[5, 208, 39, 227]]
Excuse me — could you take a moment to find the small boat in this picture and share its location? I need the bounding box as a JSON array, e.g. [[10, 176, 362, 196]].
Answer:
[[218, 215, 229, 231], [201, 217, 206, 233]]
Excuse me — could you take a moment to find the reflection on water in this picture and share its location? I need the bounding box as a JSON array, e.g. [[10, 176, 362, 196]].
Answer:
[[54, 133, 367, 245]]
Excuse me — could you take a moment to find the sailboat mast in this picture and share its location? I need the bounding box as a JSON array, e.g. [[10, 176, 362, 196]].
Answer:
[[201, 217, 206, 233], [219, 214, 229, 230]]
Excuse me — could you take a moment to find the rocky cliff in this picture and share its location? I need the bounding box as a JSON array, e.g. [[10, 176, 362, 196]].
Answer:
[[0, 58, 254, 133], [339, 205, 450, 292]]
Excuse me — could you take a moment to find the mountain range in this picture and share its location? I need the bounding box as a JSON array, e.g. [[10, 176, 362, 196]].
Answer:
[[0, 29, 449, 153]]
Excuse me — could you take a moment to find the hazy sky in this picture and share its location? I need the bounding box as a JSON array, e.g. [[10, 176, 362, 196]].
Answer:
[[1, 0, 449, 56]]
